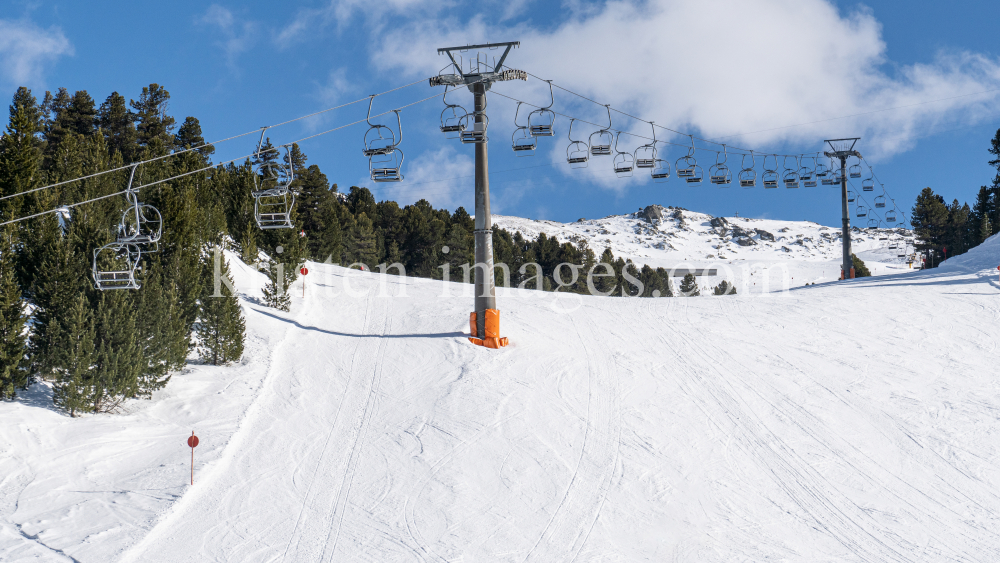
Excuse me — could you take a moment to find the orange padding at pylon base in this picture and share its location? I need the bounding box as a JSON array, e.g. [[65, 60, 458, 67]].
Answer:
[[469, 310, 509, 349]]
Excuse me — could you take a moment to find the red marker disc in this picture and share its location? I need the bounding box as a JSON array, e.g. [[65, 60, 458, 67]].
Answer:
[[300, 267, 309, 276], [188, 435, 199, 448]]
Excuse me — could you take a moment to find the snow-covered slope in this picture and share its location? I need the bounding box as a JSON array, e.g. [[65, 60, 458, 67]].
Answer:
[[495, 205, 917, 290], [4, 235, 1000, 562]]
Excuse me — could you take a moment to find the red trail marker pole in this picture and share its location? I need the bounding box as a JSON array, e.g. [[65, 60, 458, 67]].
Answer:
[[187, 432, 199, 485], [300, 267, 308, 298]]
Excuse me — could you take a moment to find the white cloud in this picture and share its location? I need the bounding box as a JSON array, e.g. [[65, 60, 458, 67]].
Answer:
[[276, 0, 448, 47], [0, 18, 72, 87], [367, 0, 1000, 161], [198, 5, 256, 69]]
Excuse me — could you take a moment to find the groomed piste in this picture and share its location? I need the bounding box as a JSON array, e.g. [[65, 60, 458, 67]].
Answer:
[[3, 233, 1000, 562]]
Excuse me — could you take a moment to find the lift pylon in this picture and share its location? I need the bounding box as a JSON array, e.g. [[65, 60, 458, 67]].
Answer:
[[432, 42, 525, 349]]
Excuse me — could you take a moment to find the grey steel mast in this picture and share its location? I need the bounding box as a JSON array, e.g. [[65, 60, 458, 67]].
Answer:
[[431, 42, 525, 344], [824, 138, 861, 280]]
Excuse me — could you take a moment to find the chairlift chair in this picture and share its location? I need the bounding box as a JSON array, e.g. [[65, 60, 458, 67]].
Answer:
[[849, 158, 862, 179], [528, 80, 556, 137], [862, 176, 875, 192], [252, 143, 296, 229], [651, 159, 671, 182], [783, 155, 800, 188], [92, 242, 142, 290], [634, 122, 658, 169], [739, 152, 757, 187], [362, 97, 401, 157], [856, 205, 867, 217], [762, 154, 779, 188], [886, 209, 897, 223], [439, 86, 467, 137], [815, 154, 829, 177], [800, 155, 817, 187], [676, 135, 700, 181], [116, 165, 162, 248], [874, 194, 886, 208], [460, 112, 488, 144], [511, 102, 536, 155], [589, 105, 613, 156], [868, 219, 879, 228], [847, 190, 855, 202], [613, 131, 634, 178], [370, 147, 404, 182], [709, 145, 731, 185], [566, 119, 589, 168]]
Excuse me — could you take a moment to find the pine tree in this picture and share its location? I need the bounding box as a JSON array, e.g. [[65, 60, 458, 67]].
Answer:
[[261, 260, 291, 311], [679, 273, 700, 296], [851, 253, 871, 277], [713, 280, 737, 295], [49, 294, 95, 416], [349, 212, 379, 268], [130, 84, 175, 156], [197, 256, 245, 365], [91, 292, 142, 413], [0, 227, 27, 399], [97, 92, 136, 161], [979, 214, 992, 243], [173, 116, 214, 160]]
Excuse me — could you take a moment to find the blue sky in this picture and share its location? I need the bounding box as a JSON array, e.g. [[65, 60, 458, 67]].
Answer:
[[2, 0, 999, 228]]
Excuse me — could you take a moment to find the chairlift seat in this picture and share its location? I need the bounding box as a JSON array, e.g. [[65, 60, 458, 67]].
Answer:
[[371, 167, 403, 182], [636, 159, 655, 168], [93, 243, 142, 290], [740, 178, 756, 187], [803, 180, 817, 188], [529, 125, 554, 137]]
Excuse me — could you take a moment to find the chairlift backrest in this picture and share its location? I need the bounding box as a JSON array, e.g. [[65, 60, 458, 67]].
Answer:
[[651, 159, 670, 182], [370, 147, 404, 182], [439, 86, 467, 136], [92, 242, 142, 290], [783, 155, 799, 188], [116, 165, 163, 247], [362, 97, 402, 157], [762, 154, 778, 188]]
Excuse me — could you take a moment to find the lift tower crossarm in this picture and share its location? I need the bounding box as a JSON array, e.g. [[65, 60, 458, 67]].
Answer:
[[824, 138, 862, 281], [430, 42, 525, 90]]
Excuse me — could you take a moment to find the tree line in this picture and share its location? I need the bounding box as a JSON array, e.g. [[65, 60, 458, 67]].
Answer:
[[910, 128, 1000, 265], [0, 83, 729, 413]]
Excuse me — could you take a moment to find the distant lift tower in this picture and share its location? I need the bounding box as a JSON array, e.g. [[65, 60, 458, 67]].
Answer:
[[824, 138, 861, 280], [431, 42, 525, 348]]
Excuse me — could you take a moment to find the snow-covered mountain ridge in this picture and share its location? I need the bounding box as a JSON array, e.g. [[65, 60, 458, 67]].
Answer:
[[494, 204, 917, 287]]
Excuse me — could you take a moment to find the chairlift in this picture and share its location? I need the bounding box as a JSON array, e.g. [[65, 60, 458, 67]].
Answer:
[[93, 242, 142, 290], [116, 164, 162, 248], [739, 152, 757, 187], [634, 122, 658, 169], [589, 105, 613, 156], [762, 154, 778, 188], [868, 219, 879, 228], [799, 155, 817, 187], [566, 118, 589, 168], [370, 147, 404, 182], [847, 190, 855, 202], [651, 158, 671, 182], [783, 155, 800, 188], [874, 194, 886, 208], [862, 175, 875, 192], [511, 103, 536, 156], [253, 142, 296, 229], [674, 136, 703, 183], [460, 112, 488, 144], [362, 96, 400, 157], [710, 145, 731, 186], [613, 131, 634, 178], [849, 157, 862, 179], [528, 80, 555, 137], [815, 153, 829, 177], [439, 86, 467, 137], [856, 205, 867, 217], [886, 209, 898, 223]]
